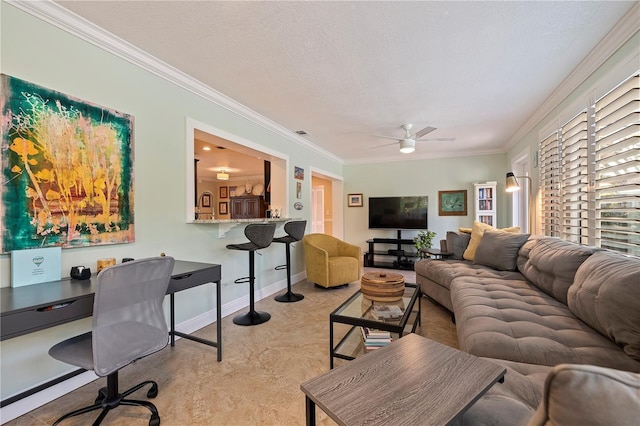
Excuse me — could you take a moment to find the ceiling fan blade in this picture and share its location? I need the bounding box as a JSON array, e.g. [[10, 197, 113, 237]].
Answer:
[[413, 126, 437, 139], [416, 137, 456, 142], [372, 135, 401, 141], [370, 141, 398, 149]]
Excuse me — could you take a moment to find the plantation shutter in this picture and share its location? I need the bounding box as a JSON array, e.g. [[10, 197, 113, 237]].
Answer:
[[540, 131, 561, 237], [593, 73, 640, 256], [560, 110, 590, 244]]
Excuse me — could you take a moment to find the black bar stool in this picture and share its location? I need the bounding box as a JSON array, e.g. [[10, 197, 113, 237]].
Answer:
[[273, 220, 307, 303], [226, 222, 277, 326]]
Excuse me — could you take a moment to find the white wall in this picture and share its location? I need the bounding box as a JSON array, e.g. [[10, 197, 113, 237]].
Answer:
[[505, 30, 640, 226], [343, 154, 507, 252], [0, 2, 341, 403]]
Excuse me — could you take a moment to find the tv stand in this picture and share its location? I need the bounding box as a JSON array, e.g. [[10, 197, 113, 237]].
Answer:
[[364, 230, 417, 270]]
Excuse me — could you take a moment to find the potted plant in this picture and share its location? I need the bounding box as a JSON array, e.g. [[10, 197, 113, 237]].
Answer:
[[414, 230, 437, 259]]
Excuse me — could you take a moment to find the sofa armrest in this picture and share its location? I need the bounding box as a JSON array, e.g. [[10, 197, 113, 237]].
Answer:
[[527, 364, 640, 426]]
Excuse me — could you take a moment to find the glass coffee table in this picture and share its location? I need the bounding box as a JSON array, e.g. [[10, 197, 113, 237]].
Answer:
[[330, 284, 421, 368]]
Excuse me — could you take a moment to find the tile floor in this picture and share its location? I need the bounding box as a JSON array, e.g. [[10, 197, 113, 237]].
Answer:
[[5, 268, 458, 426]]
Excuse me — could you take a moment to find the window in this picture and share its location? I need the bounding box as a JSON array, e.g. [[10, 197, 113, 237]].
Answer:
[[560, 110, 590, 244], [540, 72, 639, 256], [540, 131, 561, 237], [593, 73, 640, 256]]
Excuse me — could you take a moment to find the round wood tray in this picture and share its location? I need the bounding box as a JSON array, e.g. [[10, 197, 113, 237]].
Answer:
[[361, 272, 405, 302]]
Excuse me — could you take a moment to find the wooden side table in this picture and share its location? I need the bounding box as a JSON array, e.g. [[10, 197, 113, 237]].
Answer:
[[301, 334, 506, 426]]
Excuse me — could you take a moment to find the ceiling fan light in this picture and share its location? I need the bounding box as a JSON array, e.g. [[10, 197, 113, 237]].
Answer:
[[399, 139, 415, 154], [217, 170, 229, 181]]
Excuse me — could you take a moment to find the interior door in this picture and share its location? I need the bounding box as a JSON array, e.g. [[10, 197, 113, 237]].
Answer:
[[312, 186, 325, 234]]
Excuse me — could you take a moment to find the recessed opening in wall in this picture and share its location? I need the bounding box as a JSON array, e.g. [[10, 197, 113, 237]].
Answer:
[[186, 119, 288, 221]]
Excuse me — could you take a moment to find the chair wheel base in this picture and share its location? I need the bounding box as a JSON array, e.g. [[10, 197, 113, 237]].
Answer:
[[233, 310, 271, 326], [275, 292, 304, 303]]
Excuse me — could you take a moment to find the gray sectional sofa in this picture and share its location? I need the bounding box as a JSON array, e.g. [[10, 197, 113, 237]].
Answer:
[[415, 231, 640, 425]]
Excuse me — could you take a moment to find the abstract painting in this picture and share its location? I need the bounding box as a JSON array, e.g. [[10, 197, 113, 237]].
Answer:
[[1, 74, 135, 252]]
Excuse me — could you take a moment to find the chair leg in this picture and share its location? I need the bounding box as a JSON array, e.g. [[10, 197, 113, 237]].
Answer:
[[275, 243, 304, 302], [53, 371, 160, 426], [233, 250, 271, 326]]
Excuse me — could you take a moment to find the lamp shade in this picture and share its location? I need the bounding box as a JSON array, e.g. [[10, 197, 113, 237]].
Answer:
[[217, 171, 229, 181], [505, 172, 520, 192], [399, 139, 415, 154]]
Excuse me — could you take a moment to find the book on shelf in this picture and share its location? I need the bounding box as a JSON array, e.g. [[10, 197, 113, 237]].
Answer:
[[361, 327, 391, 340], [371, 304, 404, 320], [360, 327, 392, 350]]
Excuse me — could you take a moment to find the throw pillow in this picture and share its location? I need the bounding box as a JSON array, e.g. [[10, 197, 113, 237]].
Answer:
[[462, 221, 520, 261], [446, 231, 471, 260], [458, 227, 472, 234], [473, 231, 530, 271]]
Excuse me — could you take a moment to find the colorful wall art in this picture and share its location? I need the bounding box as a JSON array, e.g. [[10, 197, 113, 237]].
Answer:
[[1, 74, 135, 252]]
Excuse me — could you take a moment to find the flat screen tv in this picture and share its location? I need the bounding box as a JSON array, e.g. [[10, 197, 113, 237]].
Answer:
[[368, 196, 428, 230]]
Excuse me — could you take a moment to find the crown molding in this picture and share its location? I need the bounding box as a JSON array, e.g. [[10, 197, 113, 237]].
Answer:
[[6, 0, 343, 165], [504, 2, 640, 151]]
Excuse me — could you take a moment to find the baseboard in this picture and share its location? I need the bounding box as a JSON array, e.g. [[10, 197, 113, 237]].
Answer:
[[0, 271, 306, 424]]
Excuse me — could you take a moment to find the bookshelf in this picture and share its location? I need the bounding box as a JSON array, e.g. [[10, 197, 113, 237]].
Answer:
[[474, 181, 497, 226]]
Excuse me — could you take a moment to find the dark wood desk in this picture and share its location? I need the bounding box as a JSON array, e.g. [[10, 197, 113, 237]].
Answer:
[[1, 260, 222, 405]]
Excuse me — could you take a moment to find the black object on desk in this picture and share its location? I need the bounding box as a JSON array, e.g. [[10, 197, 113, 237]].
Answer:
[[0, 260, 222, 406], [70, 266, 91, 280]]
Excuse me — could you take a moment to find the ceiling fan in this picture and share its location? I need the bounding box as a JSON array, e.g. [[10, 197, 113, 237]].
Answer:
[[371, 124, 455, 153]]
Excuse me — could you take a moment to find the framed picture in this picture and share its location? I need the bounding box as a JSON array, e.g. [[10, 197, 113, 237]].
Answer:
[[229, 186, 237, 197], [296, 182, 302, 199], [220, 186, 228, 199], [201, 193, 211, 208], [438, 190, 467, 216], [1, 74, 135, 251], [348, 193, 363, 207], [219, 201, 228, 215], [294, 166, 304, 180]]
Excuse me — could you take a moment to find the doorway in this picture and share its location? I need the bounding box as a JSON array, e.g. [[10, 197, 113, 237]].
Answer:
[[311, 186, 325, 233], [310, 169, 344, 238], [510, 153, 531, 233]]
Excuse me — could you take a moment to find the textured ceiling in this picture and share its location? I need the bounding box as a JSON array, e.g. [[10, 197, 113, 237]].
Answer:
[[56, 1, 636, 165]]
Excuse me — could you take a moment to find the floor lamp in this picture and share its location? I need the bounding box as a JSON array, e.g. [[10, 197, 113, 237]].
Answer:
[[506, 172, 533, 233]]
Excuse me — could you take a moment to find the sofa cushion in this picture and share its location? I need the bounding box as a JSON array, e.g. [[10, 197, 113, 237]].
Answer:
[[450, 277, 640, 372], [517, 237, 599, 304], [415, 259, 524, 292], [446, 231, 471, 260], [568, 251, 640, 362], [461, 359, 550, 426], [474, 231, 530, 271], [463, 221, 520, 261], [527, 364, 640, 426]]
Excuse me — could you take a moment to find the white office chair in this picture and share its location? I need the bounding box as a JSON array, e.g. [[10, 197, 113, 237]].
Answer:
[[48, 256, 175, 426]]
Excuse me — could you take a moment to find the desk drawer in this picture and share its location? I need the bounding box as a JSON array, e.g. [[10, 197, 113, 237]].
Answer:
[[168, 267, 221, 293], [1, 296, 94, 340]]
